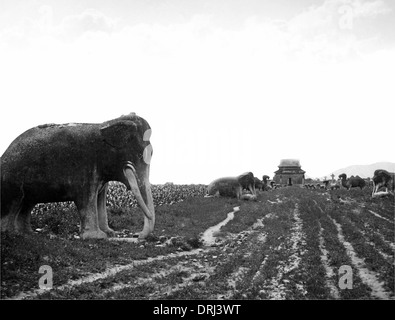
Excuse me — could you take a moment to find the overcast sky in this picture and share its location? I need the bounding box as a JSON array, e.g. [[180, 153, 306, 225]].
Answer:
[[1, 0, 394, 184]]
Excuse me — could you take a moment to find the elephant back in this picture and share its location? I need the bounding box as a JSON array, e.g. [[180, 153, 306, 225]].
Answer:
[[1, 123, 102, 186], [207, 177, 240, 196]]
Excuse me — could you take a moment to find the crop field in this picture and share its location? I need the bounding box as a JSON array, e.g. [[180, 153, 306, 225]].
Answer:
[[1, 184, 394, 300]]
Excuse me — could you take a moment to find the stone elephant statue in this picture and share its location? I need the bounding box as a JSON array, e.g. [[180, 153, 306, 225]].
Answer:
[[237, 172, 256, 195], [262, 175, 270, 191], [254, 175, 270, 191], [206, 172, 256, 199], [206, 177, 243, 198], [254, 177, 263, 191], [1, 113, 155, 239]]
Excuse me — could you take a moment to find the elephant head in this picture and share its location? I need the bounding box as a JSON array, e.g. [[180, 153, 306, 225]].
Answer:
[[1, 112, 155, 240], [237, 172, 256, 195], [100, 113, 155, 238]]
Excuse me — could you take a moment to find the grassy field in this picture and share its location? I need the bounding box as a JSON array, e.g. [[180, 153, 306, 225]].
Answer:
[[1, 185, 394, 300]]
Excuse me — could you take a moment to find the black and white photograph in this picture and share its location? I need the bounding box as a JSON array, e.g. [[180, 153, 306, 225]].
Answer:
[[1, 0, 394, 305]]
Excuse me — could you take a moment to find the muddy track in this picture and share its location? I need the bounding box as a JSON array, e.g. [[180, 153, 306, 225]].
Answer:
[[9, 193, 395, 300]]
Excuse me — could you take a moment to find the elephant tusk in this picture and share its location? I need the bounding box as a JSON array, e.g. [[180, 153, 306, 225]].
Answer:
[[123, 163, 153, 221]]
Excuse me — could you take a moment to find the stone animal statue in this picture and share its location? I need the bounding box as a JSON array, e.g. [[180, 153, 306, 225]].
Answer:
[[323, 180, 341, 190], [372, 169, 394, 196], [254, 177, 263, 191], [1, 113, 155, 240], [206, 172, 256, 199], [338, 173, 365, 190], [238, 172, 256, 195], [270, 181, 280, 189], [262, 175, 270, 191], [206, 177, 243, 199]]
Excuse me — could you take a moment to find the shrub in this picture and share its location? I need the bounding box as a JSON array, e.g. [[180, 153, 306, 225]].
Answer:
[[30, 183, 208, 236]]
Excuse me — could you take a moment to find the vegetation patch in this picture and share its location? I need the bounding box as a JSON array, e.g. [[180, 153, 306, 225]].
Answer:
[[1, 185, 394, 300]]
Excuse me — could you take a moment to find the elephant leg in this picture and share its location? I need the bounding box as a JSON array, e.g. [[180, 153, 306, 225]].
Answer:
[[75, 191, 107, 240], [1, 199, 20, 233], [235, 185, 242, 199], [1, 199, 22, 233], [139, 215, 155, 239], [14, 201, 35, 234], [97, 184, 115, 237], [1, 193, 34, 234]]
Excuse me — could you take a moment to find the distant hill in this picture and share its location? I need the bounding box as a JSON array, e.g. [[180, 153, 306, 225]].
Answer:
[[324, 162, 395, 179]]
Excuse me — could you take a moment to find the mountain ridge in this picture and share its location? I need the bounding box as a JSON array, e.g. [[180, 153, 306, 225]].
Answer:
[[321, 162, 395, 180]]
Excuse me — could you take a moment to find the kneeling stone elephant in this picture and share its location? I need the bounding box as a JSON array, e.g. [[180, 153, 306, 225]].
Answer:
[[1, 113, 155, 239], [206, 172, 256, 199]]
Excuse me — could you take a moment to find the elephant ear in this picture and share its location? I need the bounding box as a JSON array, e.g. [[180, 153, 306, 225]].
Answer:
[[100, 120, 138, 148]]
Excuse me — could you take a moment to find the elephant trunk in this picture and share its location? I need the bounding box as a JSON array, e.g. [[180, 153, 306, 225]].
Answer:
[[123, 162, 155, 238]]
